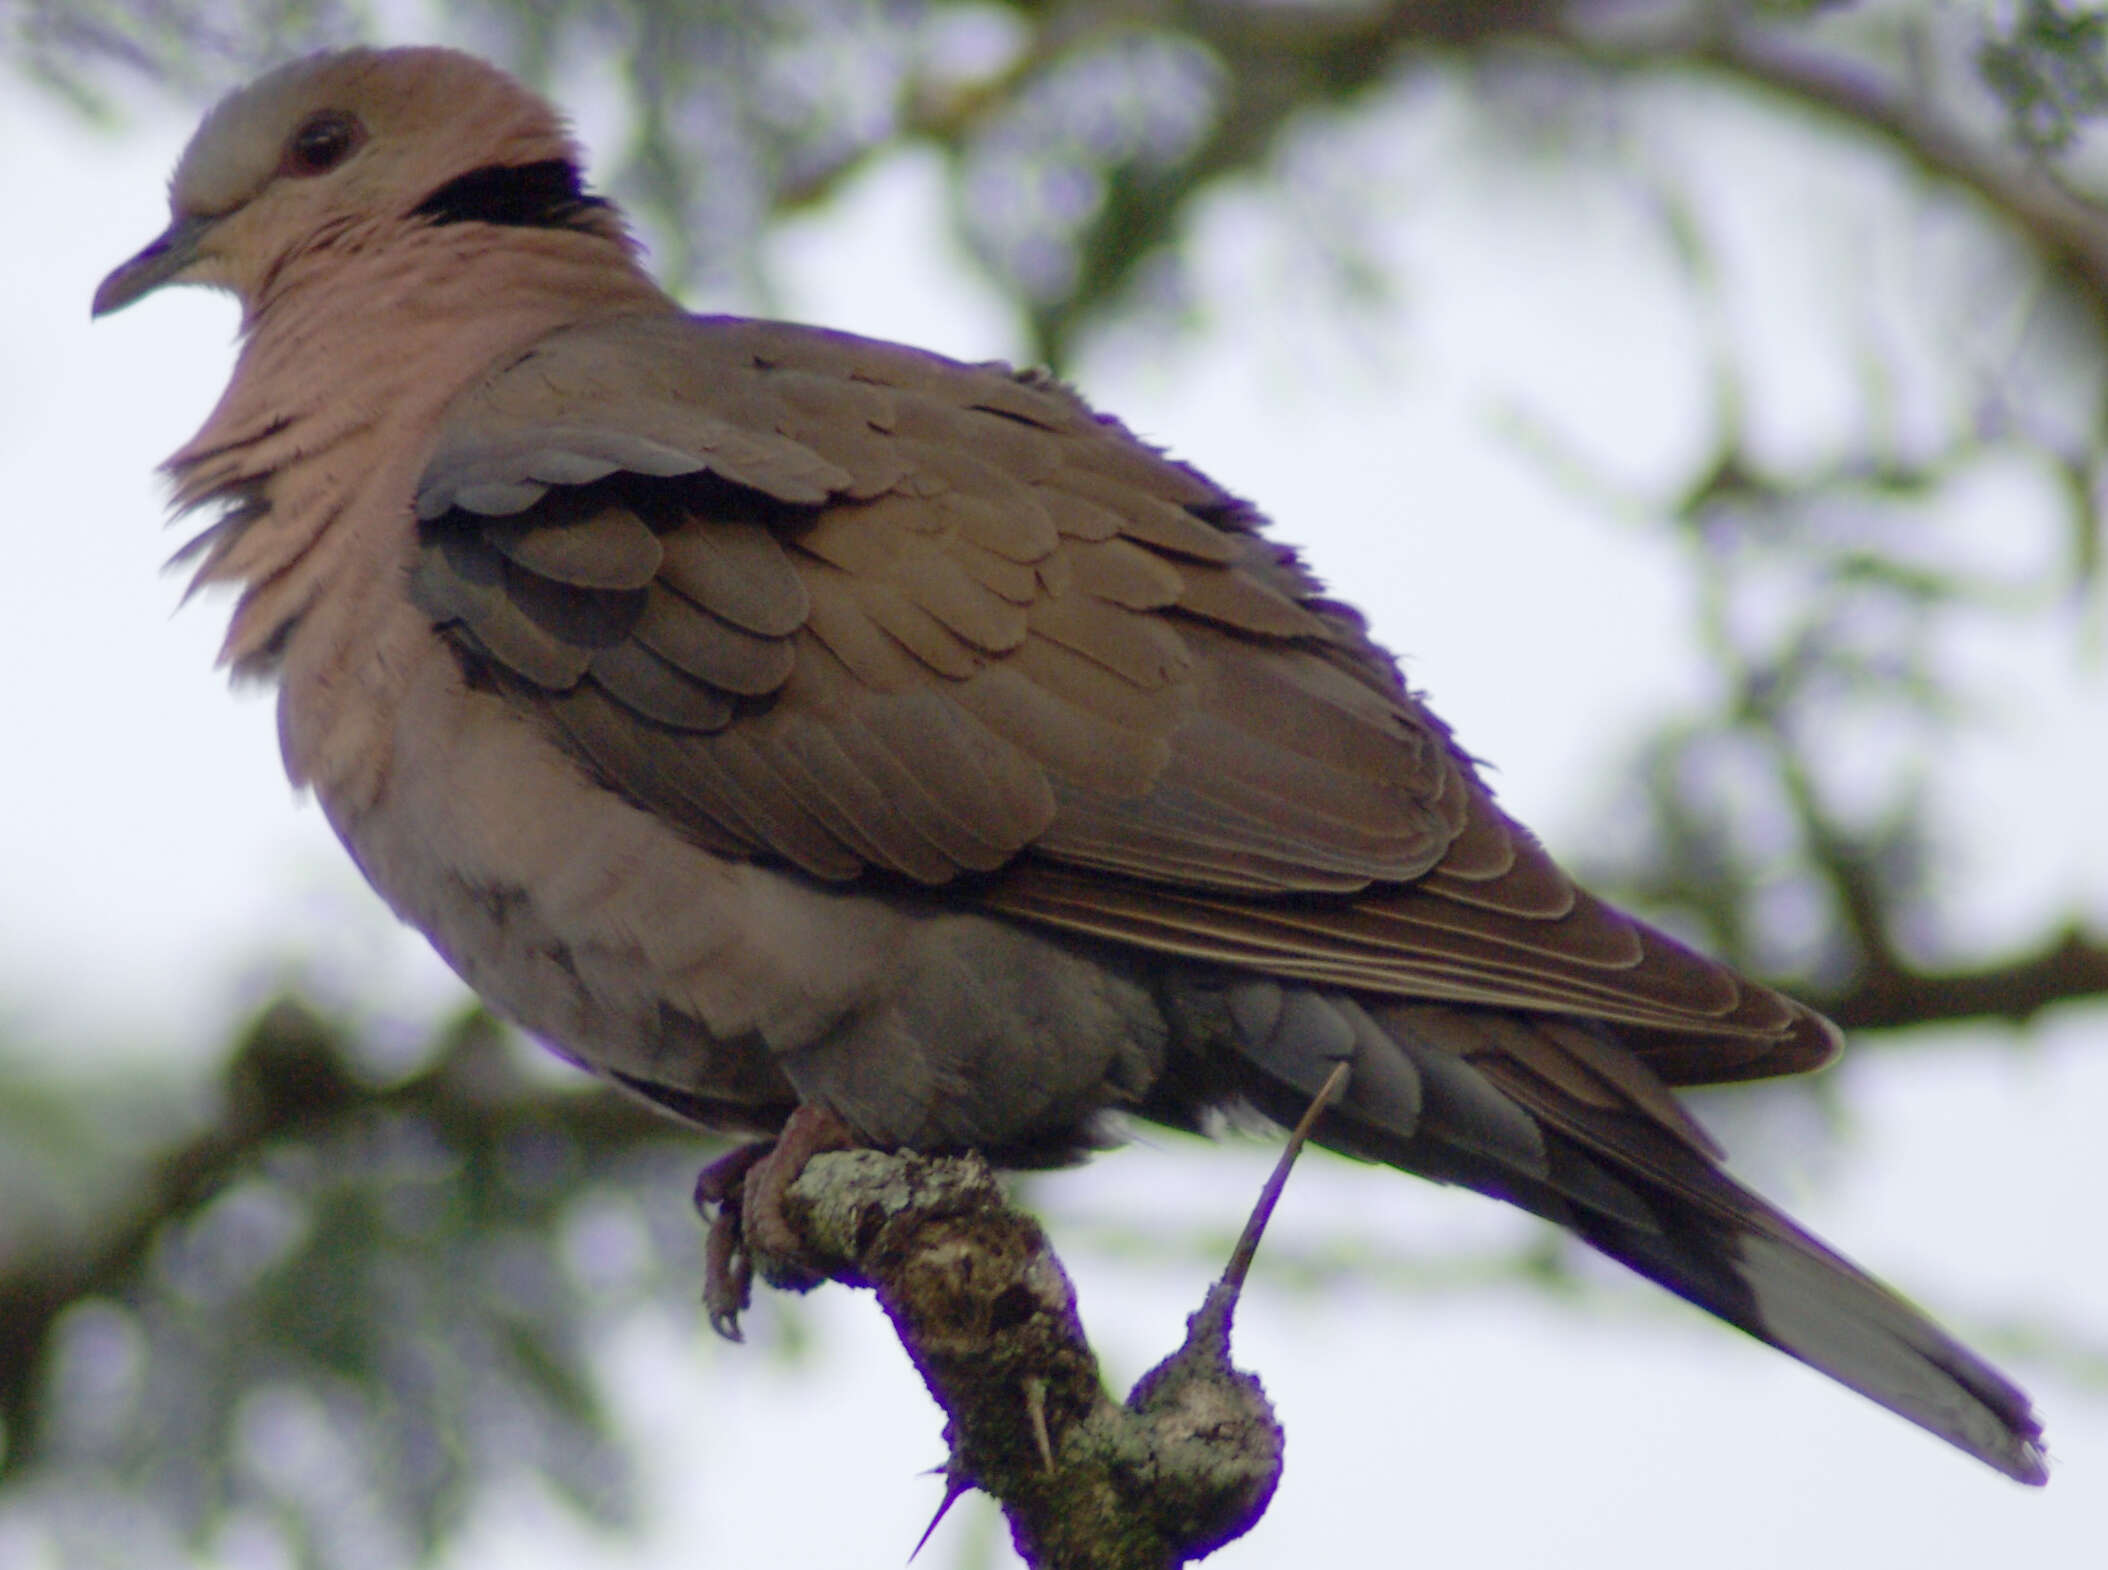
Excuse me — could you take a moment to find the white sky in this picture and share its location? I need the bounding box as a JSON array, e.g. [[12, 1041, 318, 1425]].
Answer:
[[1, 33, 2104, 1570]]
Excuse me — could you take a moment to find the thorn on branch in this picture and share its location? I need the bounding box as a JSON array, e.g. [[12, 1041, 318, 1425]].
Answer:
[[753, 1148, 1287, 1569]]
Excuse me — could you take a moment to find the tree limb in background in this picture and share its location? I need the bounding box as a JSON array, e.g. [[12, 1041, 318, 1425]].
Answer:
[[20, 3, 2108, 367], [0, 998, 690, 1555]]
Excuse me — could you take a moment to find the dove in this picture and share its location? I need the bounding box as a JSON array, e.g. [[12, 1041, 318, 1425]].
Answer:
[[94, 45, 2046, 1484]]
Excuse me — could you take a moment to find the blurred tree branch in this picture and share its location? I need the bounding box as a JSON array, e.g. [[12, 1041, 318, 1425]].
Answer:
[[1824, 923, 2108, 1033], [0, 998, 699, 1558], [24, 3, 2108, 367], [1571, 13, 2108, 323]]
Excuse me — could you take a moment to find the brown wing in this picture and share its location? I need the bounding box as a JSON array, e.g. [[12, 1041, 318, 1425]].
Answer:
[[413, 312, 1838, 1087]]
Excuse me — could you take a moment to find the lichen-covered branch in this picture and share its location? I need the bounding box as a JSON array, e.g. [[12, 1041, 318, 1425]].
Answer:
[[760, 1149, 1283, 1569]]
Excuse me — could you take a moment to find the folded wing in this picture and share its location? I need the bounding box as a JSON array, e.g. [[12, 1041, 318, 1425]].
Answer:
[[414, 312, 1838, 1089]]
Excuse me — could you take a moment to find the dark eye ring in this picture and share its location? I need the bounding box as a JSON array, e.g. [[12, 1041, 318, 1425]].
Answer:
[[283, 111, 364, 177]]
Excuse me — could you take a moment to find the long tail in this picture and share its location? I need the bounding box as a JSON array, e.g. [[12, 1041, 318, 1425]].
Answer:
[[1202, 980, 2048, 1484]]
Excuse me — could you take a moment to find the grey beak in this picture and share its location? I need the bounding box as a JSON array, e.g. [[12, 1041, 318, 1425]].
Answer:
[[93, 212, 218, 317]]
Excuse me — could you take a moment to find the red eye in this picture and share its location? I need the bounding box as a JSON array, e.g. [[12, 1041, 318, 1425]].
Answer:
[[283, 111, 364, 177]]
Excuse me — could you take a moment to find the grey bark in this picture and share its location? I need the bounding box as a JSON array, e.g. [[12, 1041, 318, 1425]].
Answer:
[[764, 1149, 1284, 1569]]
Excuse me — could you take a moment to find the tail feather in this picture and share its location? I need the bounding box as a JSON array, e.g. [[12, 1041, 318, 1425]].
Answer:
[[1559, 1154, 2047, 1484], [1206, 981, 2048, 1482]]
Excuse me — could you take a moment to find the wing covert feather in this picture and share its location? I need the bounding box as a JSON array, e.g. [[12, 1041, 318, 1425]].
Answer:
[[414, 311, 1839, 1085]]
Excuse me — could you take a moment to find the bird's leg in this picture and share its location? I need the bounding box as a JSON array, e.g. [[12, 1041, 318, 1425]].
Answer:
[[740, 1102, 859, 1264], [693, 1104, 858, 1340]]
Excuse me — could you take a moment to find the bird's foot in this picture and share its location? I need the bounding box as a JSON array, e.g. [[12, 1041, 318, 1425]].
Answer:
[[694, 1104, 858, 1340], [694, 1141, 768, 1339]]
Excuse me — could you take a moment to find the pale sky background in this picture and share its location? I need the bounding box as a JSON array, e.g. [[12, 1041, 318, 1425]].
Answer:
[[1, 23, 2105, 1570]]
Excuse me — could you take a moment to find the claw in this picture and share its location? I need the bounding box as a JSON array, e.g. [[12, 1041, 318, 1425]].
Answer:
[[703, 1218, 753, 1341]]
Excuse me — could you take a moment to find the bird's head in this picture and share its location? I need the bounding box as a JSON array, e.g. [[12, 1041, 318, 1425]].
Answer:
[[93, 46, 617, 319]]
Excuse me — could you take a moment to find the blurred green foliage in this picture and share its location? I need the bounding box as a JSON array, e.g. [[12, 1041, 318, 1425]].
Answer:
[[0, 1001, 708, 1562], [1981, 0, 2108, 152]]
